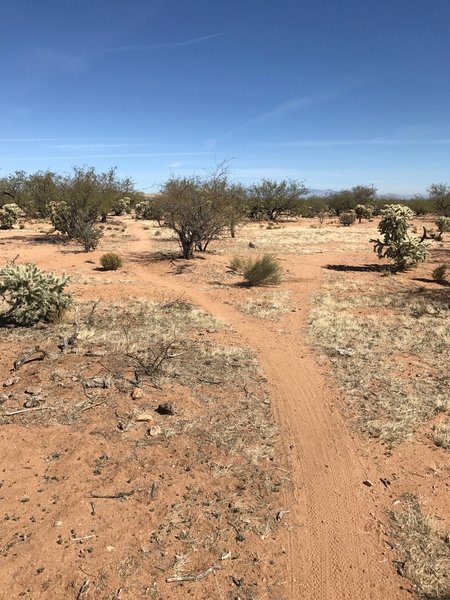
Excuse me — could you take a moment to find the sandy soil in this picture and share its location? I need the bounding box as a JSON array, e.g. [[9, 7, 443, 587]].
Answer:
[[0, 216, 448, 599]]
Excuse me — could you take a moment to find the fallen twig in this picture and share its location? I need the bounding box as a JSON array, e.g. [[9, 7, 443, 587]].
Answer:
[[166, 565, 222, 583], [12, 346, 49, 371], [90, 491, 134, 500], [3, 406, 56, 417], [77, 401, 105, 414], [77, 580, 90, 600]]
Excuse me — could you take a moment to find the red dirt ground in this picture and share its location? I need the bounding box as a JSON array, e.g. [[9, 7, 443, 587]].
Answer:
[[0, 217, 448, 599]]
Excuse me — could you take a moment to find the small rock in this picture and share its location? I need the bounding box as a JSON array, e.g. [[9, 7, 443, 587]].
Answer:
[[3, 377, 19, 388], [156, 402, 176, 416], [84, 377, 111, 389], [106, 545, 115, 552], [148, 425, 162, 437], [248, 242, 256, 248], [132, 387, 144, 400], [23, 397, 41, 409], [135, 413, 154, 423], [0, 394, 8, 405], [363, 479, 373, 487], [25, 387, 43, 396]]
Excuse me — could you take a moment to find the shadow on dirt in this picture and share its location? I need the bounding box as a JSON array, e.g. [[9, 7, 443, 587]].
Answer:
[[325, 263, 391, 273]]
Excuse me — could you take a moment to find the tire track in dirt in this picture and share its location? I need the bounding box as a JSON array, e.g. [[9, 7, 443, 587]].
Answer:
[[125, 221, 407, 600]]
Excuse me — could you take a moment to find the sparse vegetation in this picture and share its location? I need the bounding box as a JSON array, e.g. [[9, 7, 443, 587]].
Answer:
[[100, 252, 123, 271], [236, 290, 290, 319], [0, 263, 72, 325], [389, 494, 450, 599], [309, 276, 450, 443]]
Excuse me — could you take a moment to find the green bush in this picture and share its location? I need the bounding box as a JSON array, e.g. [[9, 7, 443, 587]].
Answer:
[[432, 264, 447, 283], [100, 253, 122, 271], [230, 254, 282, 286], [0, 263, 72, 325], [339, 211, 356, 226]]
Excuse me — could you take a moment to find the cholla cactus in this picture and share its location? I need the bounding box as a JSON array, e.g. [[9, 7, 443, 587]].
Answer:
[[111, 197, 131, 216], [0, 263, 72, 325], [435, 216, 450, 237], [355, 204, 373, 223], [0, 203, 24, 229], [49, 201, 71, 235], [372, 204, 427, 270]]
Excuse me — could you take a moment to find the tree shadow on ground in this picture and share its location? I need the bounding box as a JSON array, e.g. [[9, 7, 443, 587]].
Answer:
[[325, 263, 391, 273], [126, 250, 207, 264], [0, 234, 67, 246]]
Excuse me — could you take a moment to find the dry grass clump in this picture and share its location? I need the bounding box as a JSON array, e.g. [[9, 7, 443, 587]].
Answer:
[[389, 494, 450, 599], [236, 291, 290, 319], [230, 254, 282, 286], [309, 276, 450, 443], [432, 422, 450, 449]]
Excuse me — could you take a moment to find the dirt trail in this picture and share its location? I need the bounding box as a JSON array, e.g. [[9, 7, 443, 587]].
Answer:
[[124, 221, 406, 600]]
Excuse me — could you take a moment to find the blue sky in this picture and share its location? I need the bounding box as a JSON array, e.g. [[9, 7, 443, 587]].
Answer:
[[1, 0, 449, 194]]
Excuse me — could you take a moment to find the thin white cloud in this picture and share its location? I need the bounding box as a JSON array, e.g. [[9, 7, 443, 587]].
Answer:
[[210, 89, 343, 147], [18, 151, 214, 161], [248, 93, 334, 126], [104, 31, 227, 54], [259, 138, 450, 148]]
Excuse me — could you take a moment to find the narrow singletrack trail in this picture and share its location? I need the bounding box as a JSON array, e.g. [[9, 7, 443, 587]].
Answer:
[[125, 221, 407, 600]]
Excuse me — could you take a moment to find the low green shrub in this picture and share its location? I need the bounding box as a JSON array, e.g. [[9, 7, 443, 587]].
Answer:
[[100, 253, 122, 271]]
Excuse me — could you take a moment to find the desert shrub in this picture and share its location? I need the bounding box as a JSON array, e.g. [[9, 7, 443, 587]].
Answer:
[[339, 211, 356, 226], [316, 210, 329, 225], [372, 205, 428, 270], [230, 254, 282, 286], [0, 203, 23, 229], [0, 263, 72, 325], [100, 253, 122, 271], [432, 264, 448, 283], [50, 200, 102, 251], [73, 218, 103, 252]]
